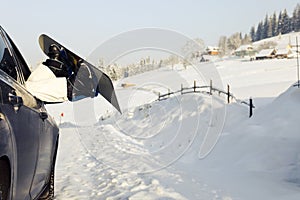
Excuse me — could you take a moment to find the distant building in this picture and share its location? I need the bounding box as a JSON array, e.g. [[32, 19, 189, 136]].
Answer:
[[234, 45, 255, 57], [206, 46, 219, 55], [255, 49, 277, 60], [275, 48, 293, 59]]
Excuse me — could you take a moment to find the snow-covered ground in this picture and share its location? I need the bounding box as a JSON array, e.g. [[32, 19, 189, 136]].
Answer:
[[46, 56, 300, 199]]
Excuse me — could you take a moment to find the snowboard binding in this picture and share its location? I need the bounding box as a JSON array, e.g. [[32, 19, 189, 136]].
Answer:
[[43, 44, 70, 77]]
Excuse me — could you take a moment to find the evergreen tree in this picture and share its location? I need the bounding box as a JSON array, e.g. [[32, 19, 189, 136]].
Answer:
[[271, 12, 277, 36], [277, 11, 283, 35], [262, 14, 269, 39], [267, 17, 273, 38], [250, 26, 256, 42], [242, 34, 252, 45], [256, 21, 263, 41], [229, 4, 300, 44], [281, 9, 291, 34], [297, 4, 300, 31], [293, 4, 300, 32], [291, 7, 296, 31]]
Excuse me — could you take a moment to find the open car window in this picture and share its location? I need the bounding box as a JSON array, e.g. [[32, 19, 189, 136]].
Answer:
[[5, 32, 31, 81], [0, 27, 31, 85], [0, 69, 39, 109], [0, 32, 18, 81]]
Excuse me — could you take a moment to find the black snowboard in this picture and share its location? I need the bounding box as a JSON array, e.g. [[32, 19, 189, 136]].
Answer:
[[39, 34, 121, 113]]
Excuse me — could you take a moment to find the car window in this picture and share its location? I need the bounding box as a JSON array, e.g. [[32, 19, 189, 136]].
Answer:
[[0, 32, 18, 81], [0, 69, 39, 109], [5, 33, 31, 82]]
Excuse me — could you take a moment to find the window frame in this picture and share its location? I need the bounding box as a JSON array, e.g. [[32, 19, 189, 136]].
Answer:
[[0, 28, 26, 85], [0, 28, 39, 109]]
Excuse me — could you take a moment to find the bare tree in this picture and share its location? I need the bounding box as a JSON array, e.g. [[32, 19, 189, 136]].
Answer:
[[218, 36, 228, 56], [242, 34, 252, 45], [227, 32, 242, 50], [181, 38, 205, 60]]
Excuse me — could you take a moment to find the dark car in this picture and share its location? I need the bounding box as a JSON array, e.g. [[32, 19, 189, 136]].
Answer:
[[0, 26, 59, 199]]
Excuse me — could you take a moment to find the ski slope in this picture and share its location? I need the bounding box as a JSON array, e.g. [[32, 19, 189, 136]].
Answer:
[[46, 57, 300, 199]]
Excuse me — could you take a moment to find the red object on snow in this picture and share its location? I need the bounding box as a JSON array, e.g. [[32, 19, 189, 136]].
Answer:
[[60, 113, 64, 117]]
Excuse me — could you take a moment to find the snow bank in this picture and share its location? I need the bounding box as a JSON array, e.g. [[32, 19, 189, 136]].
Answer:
[[51, 57, 300, 199], [188, 85, 300, 200]]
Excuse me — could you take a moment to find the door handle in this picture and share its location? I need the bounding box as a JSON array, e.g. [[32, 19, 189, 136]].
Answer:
[[39, 111, 48, 121]]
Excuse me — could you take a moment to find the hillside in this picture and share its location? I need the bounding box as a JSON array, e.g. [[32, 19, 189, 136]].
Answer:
[[47, 57, 300, 199], [253, 31, 300, 50]]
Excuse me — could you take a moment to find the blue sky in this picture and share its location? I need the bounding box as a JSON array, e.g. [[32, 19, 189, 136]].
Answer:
[[1, 0, 299, 66]]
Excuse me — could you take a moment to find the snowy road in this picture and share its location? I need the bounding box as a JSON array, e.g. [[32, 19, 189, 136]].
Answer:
[[54, 125, 228, 200]]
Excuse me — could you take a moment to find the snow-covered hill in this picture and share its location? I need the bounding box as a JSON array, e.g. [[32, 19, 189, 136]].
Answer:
[[47, 57, 300, 199], [253, 31, 300, 50], [193, 84, 300, 200]]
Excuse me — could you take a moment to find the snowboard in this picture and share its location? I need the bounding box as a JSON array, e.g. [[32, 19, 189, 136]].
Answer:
[[38, 34, 121, 113]]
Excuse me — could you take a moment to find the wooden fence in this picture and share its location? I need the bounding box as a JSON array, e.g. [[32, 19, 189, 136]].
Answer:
[[157, 80, 255, 117]]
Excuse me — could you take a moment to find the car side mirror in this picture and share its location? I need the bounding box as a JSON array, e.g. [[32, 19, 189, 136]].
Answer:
[[8, 92, 23, 112]]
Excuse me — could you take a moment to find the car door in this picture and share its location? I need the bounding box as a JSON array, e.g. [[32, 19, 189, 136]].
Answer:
[[0, 27, 46, 199], [3, 28, 58, 199], [29, 106, 57, 199], [0, 71, 42, 200]]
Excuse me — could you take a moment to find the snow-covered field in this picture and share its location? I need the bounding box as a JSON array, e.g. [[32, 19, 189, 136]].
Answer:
[[46, 56, 300, 199]]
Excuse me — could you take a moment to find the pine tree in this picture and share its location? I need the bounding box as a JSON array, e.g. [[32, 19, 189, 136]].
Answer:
[[229, 4, 300, 45], [291, 7, 296, 31], [271, 12, 277, 36], [262, 14, 269, 39], [297, 4, 300, 31], [250, 26, 256, 42], [281, 9, 290, 34], [277, 11, 283, 35], [242, 34, 252, 45], [293, 4, 300, 32], [267, 17, 273, 38], [256, 21, 263, 41]]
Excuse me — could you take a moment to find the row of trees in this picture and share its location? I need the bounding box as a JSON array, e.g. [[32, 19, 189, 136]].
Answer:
[[217, 4, 300, 56], [98, 57, 165, 81], [218, 33, 252, 56], [250, 4, 300, 42]]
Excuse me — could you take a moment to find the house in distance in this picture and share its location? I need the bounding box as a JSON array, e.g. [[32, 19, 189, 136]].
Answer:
[[205, 46, 220, 55], [234, 44, 255, 58], [255, 49, 277, 60]]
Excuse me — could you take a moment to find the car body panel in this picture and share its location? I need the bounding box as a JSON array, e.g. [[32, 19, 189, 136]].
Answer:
[[0, 26, 59, 199]]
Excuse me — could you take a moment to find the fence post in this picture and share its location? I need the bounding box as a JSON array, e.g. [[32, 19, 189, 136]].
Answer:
[[249, 97, 254, 118], [209, 79, 212, 95], [158, 92, 161, 101], [194, 80, 196, 92], [168, 88, 170, 98], [227, 84, 230, 104], [181, 84, 183, 95]]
